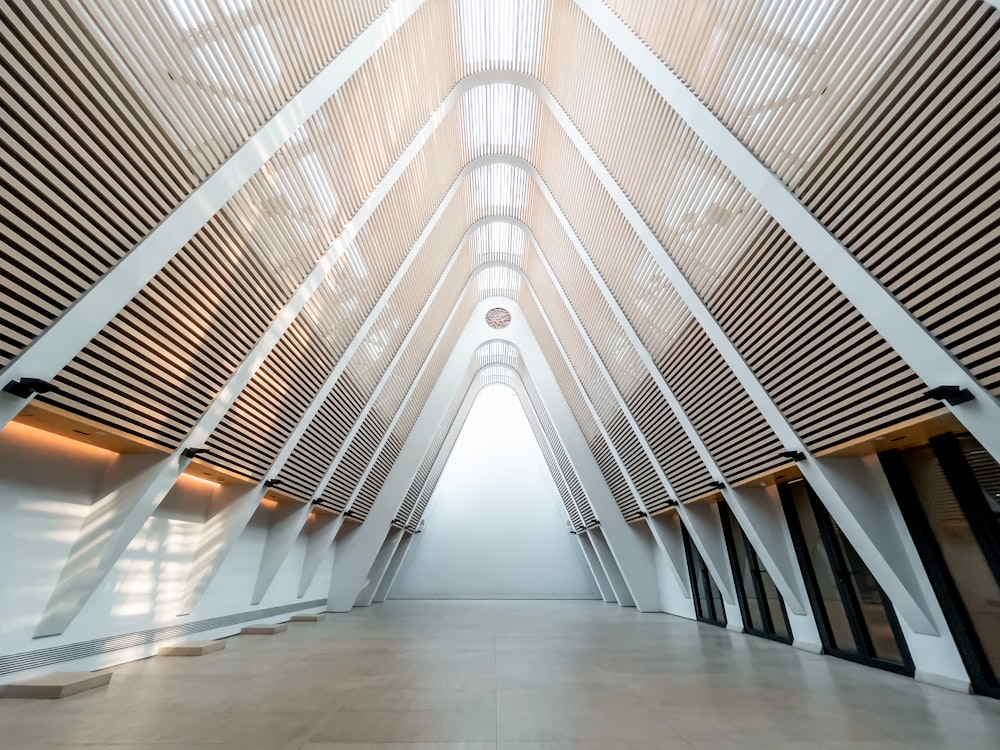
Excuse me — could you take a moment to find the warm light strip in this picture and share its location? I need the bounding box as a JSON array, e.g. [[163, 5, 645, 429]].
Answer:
[[2, 421, 118, 461]]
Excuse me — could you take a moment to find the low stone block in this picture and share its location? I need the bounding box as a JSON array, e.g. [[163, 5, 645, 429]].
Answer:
[[290, 614, 325, 622], [240, 623, 288, 635], [158, 640, 226, 657], [0, 671, 112, 699]]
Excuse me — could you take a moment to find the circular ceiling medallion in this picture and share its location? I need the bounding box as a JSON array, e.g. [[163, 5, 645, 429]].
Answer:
[[485, 307, 512, 329]]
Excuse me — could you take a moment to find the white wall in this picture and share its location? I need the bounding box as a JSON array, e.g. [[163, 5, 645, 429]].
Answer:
[[391, 386, 600, 599], [0, 421, 330, 678]]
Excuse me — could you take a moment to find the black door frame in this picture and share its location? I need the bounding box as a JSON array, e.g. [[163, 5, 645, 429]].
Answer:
[[778, 480, 914, 676], [682, 524, 727, 627], [718, 501, 792, 643], [879, 436, 1000, 699]]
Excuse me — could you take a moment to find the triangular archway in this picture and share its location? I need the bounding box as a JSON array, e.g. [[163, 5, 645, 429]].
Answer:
[[390, 384, 599, 599]]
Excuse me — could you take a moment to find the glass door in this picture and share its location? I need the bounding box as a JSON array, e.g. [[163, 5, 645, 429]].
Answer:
[[879, 432, 1000, 698], [719, 502, 792, 643], [682, 524, 727, 627], [779, 479, 913, 675]]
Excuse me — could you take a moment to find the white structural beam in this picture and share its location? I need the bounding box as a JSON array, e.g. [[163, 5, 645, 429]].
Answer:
[[520, 219, 740, 618], [178, 483, 266, 615], [0, 0, 427, 428], [374, 531, 414, 602], [299, 514, 343, 598], [576, 0, 1000, 462], [333, 265, 666, 610], [585, 528, 633, 607], [575, 531, 616, 604], [251, 502, 314, 606], [356, 529, 405, 607]]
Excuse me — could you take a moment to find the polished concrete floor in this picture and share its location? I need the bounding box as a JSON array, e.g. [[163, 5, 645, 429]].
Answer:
[[2, 600, 999, 749]]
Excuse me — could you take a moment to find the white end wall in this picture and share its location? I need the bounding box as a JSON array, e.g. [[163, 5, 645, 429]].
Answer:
[[391, 387, 600, 600]]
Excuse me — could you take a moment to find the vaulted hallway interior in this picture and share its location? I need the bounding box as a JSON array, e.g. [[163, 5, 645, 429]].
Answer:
[[2, 0, 1000, 738]]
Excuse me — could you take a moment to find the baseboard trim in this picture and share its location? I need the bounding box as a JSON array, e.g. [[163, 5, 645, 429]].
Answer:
[[0, 599, 325, 676], [792, 639, 823, 654], [914, 670, 972, 694]]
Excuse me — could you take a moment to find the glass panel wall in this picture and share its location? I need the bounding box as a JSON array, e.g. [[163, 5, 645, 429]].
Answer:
[[881, 432, 1000, 698], [719, 501, 791, 642], [682, 524, 727, 627], [779, 479, 913, 675]]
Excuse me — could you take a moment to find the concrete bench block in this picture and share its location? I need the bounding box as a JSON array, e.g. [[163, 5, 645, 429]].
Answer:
[[0, 671, 112, 699], [158, 640, 226, 656], [240, 623, 287, 635], [290, 614, 325, 622]]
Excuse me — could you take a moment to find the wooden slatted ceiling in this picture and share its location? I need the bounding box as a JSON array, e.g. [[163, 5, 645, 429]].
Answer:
[[525, 253, 662, 518], [41, 105, 467, 451], [4, 0, 994, 520], [45, 209, 290, 446], [0, 0, 390, 370], [532, 45, 938, 455], [317, 244, 478, 513], [626, 376, 709, 504], [517, 362, 597, 527], [596, 0, 1000, 394], [317, 286, 477, 513], [797, 1, 1000, 396], [661, 314, 785, 483], [347, 296, 483, 520], [525, 197, 712, 502], [278, 373, 370, 501], [517, 361, 598, 526], [518, 289, 643, 521], [203, 167, 468, 484]]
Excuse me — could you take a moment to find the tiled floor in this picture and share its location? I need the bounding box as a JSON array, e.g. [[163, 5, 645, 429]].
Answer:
[[2, 600, 999, 749]]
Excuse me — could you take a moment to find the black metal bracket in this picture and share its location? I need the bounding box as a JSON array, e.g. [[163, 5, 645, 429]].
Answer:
[[925, 385, 974, 405], [779, 450, 806, 462], [2, 378, 59, 399]]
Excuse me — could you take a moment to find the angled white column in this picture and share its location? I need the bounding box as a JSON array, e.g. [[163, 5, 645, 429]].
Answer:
[[726, 484, 820, 649], [238, 214, 481, 607], [251, 502, 313, 605], [678, 502, 742, 629], [508, 314, 662, 611], [648, 514, 696, 619], [178, 483, 266, 615], [374, 531, 413, 602], [585, 528, 634, 607], [356, 529, 405, 607], [0, 0, 427, 429], [576, 0, 1000, 462], [514, 160, 812, 619], [814, 454, 967, 686], [33, 452, 180, 638], [325, 303, 496, 611], [575, 532, 616, 604], [522, 224, 741, 617], [299, 514, 343, 598]]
